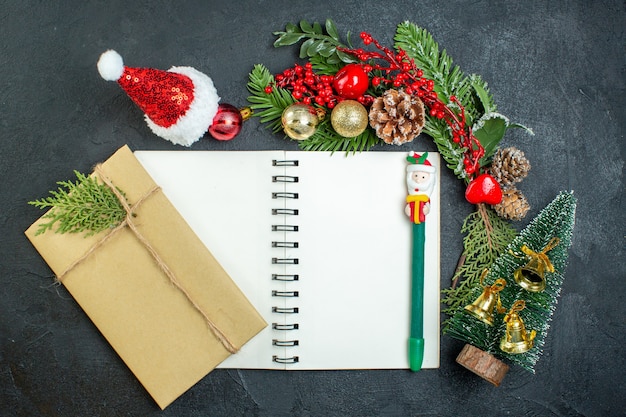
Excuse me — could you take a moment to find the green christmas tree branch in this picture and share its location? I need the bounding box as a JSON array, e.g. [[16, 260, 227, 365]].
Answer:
[[28, 171, 127, 236], [247, 64, 296, 133], [442, 204, 517, 316], [394, 22, 532, 178]]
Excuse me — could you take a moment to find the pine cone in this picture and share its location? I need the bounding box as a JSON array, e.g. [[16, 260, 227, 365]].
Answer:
[[369, 89, 425, 145], [493, 188, 530, 221], [489, 147, 531, 188]]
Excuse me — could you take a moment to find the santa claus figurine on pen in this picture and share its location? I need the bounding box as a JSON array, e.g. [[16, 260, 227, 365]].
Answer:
[[97, 49, 246, 145], [405, 151, 436, 224]]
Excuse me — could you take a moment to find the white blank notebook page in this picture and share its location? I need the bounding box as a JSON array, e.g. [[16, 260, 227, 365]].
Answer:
[[134, 150, 440, 370]]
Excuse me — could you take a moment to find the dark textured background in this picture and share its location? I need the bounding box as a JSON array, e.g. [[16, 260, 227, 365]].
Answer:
[[2, 1, 625, 416]]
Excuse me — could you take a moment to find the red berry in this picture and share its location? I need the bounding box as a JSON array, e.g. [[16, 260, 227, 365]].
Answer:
[[264, 86, 273, 94]]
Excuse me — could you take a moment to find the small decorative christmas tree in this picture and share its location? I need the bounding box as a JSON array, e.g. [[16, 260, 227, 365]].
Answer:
[[444, 191, 577, 384]]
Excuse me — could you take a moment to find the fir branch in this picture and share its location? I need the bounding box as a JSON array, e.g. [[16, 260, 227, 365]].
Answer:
[[394, 22, 502, 179], [28, 171, 127, 236], [442, 204, 517, 316], [394, 22, 496, 121], [298, 119, 380, 153], [247, 64, 296, 133]]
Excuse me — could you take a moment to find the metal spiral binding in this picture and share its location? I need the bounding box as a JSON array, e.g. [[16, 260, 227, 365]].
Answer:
[[273, 339, 299, 347], [272, 258, 299, 265], [272, 192, 299, 199], [272, 274, 299, 281], [272, 306, 299, 313], [272, 355, 299, 364], [272, 225, 299, 232], [272, 323, 299, 330], [272, 175, 298, 183], [272, 208, 299, 215], [272, 241, 299, 248], [273, 159, 299, 167], [272, 290, 299, 297], [271, 157, 300, 366]]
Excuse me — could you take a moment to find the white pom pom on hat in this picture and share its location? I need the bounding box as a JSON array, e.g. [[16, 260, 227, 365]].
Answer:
[[97, 50, 125, 81], [96, 49, 220, 146]]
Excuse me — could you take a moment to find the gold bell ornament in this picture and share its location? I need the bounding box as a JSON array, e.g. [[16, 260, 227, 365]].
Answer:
[[511, 237, 560, 292], [500, 300, 536, 354], [464, 272, 507, 326]]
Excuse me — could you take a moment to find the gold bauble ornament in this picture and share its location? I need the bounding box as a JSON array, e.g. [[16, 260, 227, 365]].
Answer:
[[282, 103, 319, 140], [330, 100, 368, 137]]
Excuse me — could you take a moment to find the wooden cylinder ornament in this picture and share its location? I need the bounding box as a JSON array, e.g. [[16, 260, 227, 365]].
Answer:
[[456, 344, 509, 387]]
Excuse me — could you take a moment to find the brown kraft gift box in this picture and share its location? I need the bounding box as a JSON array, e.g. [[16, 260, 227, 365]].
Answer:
[[25, 145, 266, 409]]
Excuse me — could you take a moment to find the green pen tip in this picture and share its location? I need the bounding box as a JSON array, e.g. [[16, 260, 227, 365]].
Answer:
[[409, 338, 424, 371]]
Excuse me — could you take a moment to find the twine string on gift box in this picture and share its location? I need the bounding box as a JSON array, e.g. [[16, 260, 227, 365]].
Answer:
[[56, 164, 239, 354]]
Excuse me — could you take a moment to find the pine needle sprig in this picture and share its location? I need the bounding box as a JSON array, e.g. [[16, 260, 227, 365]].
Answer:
[[298, 119, 380, 153], [442, 204, 517, 316], [394, 22, 501, 180], [394, 22, 496, 121], [28, 171, 127, 236], [247, 64, 296, 133]]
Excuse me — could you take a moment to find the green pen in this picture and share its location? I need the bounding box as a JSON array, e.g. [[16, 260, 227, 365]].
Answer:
[[409, 221, 425, 371], [404, 151, 436, 372]]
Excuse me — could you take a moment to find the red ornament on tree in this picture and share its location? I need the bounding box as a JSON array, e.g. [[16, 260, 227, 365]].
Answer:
[[465, 173, 503, 205], [208, 103, 244, 141], [333, 64, 369, 99]]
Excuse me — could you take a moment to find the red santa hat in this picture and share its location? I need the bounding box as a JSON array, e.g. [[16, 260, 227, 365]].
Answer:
[[406, 151, 435, 173], [97, 50, 220, 146]]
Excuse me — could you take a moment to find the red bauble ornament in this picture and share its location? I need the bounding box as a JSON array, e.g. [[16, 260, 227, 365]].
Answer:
[[208, 103, 243, 141], [465, 173, 503, 205], [332, 64, 369, 99]]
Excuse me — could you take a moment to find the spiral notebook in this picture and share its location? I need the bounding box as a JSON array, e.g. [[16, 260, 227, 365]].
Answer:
[[134, 150, 440, 370]]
